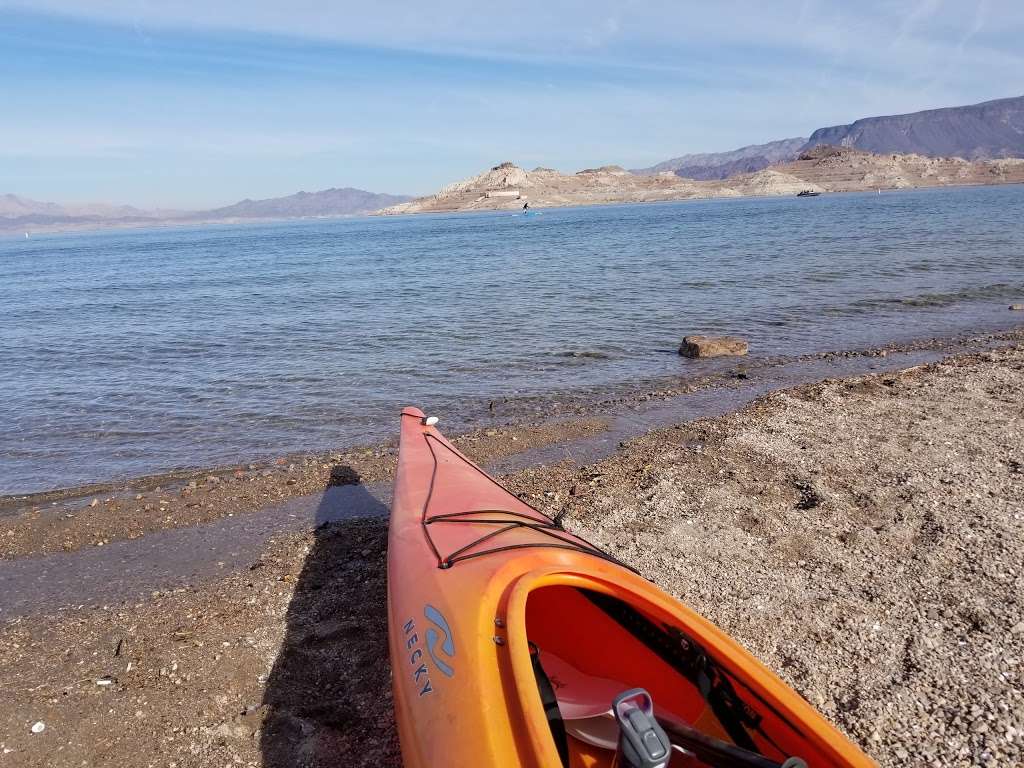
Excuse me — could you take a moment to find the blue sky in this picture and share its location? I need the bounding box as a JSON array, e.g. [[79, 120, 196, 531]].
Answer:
[[2, 1, 1022, 208]]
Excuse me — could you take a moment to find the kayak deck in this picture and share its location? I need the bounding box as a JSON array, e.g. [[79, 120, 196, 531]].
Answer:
[[417, 429, 626, 570]]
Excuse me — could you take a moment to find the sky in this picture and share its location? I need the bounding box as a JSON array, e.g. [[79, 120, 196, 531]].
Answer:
[[2, 1, 1022, 208]]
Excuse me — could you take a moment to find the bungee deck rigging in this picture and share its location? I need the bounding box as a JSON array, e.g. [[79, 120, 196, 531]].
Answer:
[[413, 423, 632, 571]]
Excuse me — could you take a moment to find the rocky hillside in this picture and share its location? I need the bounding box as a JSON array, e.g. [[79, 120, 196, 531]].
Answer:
[[378, 161, 820, 215], [777, 145, 1024, 189], [379, 150, 1024, 215], [804, 95, 1024, 160], [632, 137, 807, 179]]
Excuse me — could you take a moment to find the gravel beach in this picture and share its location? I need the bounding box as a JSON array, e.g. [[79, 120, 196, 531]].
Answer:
[[0, 339, 1021, 767]]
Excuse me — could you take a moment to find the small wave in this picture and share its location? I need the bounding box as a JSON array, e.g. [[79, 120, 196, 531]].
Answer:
[[899, 296, 950, 308], [557, 351, 612, 360], [805, 271, 850, 284], [846, 283, 1022, 313], [679, 280, 718, 289]]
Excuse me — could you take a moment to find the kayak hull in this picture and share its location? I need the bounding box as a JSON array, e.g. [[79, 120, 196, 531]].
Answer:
[[387, 407, 875, 767]]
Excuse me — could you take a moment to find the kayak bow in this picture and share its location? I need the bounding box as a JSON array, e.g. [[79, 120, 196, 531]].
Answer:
[[387, 407, 875, 767]]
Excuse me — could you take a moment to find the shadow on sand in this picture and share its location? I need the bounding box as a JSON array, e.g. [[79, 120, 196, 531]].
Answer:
[[260, 466, 401, 767]]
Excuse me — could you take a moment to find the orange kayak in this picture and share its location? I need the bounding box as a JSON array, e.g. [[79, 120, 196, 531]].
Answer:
[[387, 407, 875, 767]]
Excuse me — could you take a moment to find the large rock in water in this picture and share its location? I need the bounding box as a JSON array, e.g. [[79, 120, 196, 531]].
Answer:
[[679, 335, 749, 358]]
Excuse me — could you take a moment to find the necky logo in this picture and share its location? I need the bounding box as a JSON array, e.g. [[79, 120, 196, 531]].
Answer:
[[424, 604, 455, 678], [403, 603, 455, 698]]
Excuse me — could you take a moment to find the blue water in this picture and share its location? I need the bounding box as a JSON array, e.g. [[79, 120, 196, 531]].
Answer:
[[2, 186, 1023, 495]]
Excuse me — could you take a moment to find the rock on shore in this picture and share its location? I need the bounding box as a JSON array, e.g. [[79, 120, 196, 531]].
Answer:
[[679, 335, 749, 358]]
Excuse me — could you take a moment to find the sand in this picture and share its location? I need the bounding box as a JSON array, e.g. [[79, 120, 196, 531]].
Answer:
[[0, 339, 1022, 767]]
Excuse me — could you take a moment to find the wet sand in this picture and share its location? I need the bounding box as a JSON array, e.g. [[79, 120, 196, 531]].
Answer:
[[0, 330, 1022, 767], [0, 419, 608, 561]]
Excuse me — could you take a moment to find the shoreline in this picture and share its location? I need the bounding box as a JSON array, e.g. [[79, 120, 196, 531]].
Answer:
[[0, 335, 1020, 766], [2, 325, 1022, 561], [374, 179, 1024, 217], [7, 179, 1024, 237], [2, 210, 383, 239]]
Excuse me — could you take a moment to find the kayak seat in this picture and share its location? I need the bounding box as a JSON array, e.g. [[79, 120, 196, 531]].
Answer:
[[534, 647, 632, 753]]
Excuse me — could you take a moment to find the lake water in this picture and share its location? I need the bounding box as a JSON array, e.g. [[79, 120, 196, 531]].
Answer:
[[2, 185, 1023, 495]]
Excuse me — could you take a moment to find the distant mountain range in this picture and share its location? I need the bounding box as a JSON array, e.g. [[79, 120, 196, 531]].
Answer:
[[1, 187, 412, 234], [1, 193, 150, 220], [202, 187, 410, 220], [804, 95, 1024, 159], [8, 94, 1024, 234], [633, 137, 807, 180], [636, 95, 1024, 180]]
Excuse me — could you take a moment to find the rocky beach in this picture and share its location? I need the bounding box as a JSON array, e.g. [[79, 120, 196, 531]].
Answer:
[[1, 328, 1022, 767]]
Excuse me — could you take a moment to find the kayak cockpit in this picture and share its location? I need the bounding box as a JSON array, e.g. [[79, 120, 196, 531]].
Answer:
[[513, 583, 822, 768]]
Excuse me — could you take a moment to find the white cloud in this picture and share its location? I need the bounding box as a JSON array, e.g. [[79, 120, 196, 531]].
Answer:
[[3, 1, 1017, 60], [7, 1, 1021, 111]]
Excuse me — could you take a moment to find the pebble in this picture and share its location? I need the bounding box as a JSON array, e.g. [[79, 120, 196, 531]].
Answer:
[[30, 722, 45, 734]]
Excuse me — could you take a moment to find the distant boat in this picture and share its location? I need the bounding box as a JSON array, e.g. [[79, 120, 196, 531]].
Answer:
[[796, 190, 821, 197], [25, 232, 30, 239]]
